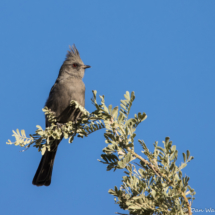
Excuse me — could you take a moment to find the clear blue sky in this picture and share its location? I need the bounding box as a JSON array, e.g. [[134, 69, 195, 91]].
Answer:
[[1, 1, 215, 214]]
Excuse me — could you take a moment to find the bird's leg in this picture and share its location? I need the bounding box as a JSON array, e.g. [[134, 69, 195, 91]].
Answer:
[[75, 111, 82, 123], [56, 122, 64, 129]]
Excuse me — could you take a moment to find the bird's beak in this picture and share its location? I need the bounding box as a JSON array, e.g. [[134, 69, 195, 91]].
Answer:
[[82, 65, 91, 69]]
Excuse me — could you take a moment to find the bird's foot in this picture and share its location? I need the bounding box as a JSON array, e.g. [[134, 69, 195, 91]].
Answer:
[[56, 122, 64, 129]]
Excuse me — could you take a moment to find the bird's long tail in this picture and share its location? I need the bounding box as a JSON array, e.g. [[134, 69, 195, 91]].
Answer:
[[32, 139, 60, 186]]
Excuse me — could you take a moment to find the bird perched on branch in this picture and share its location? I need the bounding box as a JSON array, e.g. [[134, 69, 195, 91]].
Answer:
[[32, 45, 90, 186]]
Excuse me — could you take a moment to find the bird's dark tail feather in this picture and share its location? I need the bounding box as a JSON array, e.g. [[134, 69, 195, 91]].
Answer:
[[32, 140, 60, 186]]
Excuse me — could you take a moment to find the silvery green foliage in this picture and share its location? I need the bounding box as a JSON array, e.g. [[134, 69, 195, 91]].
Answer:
[[7, 99, 104, 154], [7, 91, 195, 214], [108, 139, 195, 215]]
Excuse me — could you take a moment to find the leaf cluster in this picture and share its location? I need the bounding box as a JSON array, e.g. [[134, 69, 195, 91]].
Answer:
[[7, 91, 195, 214]]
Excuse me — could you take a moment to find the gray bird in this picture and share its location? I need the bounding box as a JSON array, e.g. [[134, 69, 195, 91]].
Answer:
[[32, 45, 90, 186]]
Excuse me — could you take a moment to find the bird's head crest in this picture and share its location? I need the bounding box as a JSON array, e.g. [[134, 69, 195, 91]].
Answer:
[[65, 44, 83, 64]]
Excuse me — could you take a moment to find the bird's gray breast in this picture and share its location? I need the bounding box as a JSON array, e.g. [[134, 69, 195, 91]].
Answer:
[[45, 78, 85, 120]]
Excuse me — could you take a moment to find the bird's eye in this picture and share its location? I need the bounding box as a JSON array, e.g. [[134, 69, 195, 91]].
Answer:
[[72, 63, 78, 68]]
